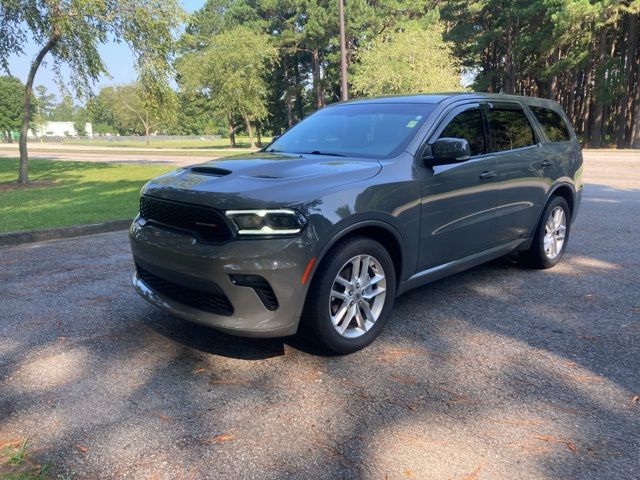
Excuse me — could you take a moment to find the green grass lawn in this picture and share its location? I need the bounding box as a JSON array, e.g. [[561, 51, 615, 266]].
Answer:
[[61, 135, 272, 149], [0, 158, 173, 233]]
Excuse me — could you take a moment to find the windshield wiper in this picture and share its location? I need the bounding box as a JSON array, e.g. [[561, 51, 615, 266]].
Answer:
[[304, 150, 346, 157]]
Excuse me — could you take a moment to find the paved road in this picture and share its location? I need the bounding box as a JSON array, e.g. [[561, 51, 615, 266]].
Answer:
[[1, 153, 639, 479], [0, 144, 237, 166], [1, 143, 638, 168]]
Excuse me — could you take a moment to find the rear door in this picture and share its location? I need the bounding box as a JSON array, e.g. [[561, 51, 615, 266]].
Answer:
[[485, 102, 548, 243], [417, 103, 501, 271], [528, 104, 578, 187]]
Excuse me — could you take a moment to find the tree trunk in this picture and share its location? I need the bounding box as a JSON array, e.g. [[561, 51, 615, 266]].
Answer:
[[311, 49, 323, 109], [547, 74, 558, 100], [617, 14, 637, 148], [566, 73, 575, 123], [338, 0, 348, 101], [581, 65, 594, 145], [503, 20, 515, 94], [632, 92, 640, 148], [631, 39, 640, 148], [18, 36, 58, 183], [293, 53, 304, 121], [145, 125, 150, 147], [244, 115, 256, 149], [227, 112, 236, 148], [282, 56, 294, 128], [491, 43, 498, 93], [256, 123, 262, 148], [575, 70, 585, 134], [589, 29, 607, 148]]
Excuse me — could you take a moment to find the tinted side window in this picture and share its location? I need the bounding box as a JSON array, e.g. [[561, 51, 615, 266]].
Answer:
[[486, 107, 535, 152], [439, 108, 486, 156], [529, 106, 571, 142]]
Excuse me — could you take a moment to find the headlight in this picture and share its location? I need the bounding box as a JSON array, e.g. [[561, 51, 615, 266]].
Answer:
[[225, 209, 307, 236]]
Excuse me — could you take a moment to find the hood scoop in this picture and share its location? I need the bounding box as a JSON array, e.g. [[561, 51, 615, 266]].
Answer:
[[190, 166, 232, 177]]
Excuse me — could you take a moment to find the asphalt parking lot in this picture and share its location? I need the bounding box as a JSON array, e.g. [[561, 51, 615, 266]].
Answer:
[[1, 151, 639, 479]]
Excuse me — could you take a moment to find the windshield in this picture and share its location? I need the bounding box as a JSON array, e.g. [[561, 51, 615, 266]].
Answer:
[[266, 102, 436, 159]]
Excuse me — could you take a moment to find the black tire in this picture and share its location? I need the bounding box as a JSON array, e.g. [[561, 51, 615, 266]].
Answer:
[[521, 195, 571, 269], [302, 236, 396, 354]]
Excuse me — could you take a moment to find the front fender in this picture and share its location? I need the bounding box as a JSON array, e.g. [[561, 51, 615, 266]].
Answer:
[[316, 216, 407, 272]]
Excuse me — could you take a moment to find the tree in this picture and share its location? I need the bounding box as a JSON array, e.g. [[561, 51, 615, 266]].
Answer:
[[351, 22, 463, 96], [0, 75, 24, 142], [49, 94, 75, 121], [34, 86, 55, 116], [87, 86, 119, 134], [73, 106, 89, 136], [0, 0, 184, 183], [110, 78, 178, 145], [173, 91, 225, 135], [177, 25, 277, 148], [440, 0, 640, 148], [32, 85, 55, 139], [182, 0, 429, 134]]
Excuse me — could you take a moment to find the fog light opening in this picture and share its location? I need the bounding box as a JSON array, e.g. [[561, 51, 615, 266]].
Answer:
[[229, 274, 279, 311]]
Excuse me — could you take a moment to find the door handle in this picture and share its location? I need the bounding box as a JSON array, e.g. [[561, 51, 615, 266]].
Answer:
[[479, 171, 496, 179], [541, 160, 553, 167]]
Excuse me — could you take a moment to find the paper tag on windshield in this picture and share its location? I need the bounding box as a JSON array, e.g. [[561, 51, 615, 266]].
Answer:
[[406, 115, 422, 128]]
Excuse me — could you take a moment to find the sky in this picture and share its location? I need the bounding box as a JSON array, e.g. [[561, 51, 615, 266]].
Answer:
[[5, 0, 205, 103]]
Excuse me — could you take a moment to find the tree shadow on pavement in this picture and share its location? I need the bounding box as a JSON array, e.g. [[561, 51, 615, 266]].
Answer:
[[0, 181, 638, 479]]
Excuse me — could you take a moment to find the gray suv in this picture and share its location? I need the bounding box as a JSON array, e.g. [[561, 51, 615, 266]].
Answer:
[[130, 93, 583, 353]]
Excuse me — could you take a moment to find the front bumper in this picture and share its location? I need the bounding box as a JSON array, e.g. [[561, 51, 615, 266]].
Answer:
[[129, 216, 317, 338]]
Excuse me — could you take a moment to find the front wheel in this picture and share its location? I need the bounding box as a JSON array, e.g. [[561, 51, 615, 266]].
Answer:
[[303, 237, 396, 354], [521, 196, 571, 269]]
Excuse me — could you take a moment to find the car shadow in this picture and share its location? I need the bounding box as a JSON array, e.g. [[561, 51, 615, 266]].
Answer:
[[143, 311, 286, 360], [142, 307, 337, 361]]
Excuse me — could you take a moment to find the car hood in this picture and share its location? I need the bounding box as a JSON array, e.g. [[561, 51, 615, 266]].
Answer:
[[141, 152, 382, 209]]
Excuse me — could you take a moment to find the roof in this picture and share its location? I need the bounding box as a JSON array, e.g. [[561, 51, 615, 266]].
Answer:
[[339, 92, 560, 108]]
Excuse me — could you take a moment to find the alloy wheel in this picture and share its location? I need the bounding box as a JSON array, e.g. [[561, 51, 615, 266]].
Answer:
[[329, 254, 387, 338], [543, 206, 567, 259]]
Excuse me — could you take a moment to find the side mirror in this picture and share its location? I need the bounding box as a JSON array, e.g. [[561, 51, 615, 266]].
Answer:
[[424, 137, 471, 167]]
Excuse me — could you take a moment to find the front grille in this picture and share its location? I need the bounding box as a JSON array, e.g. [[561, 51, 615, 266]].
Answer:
[[139, 195, 233, 243], [136, 264, 233, 316]]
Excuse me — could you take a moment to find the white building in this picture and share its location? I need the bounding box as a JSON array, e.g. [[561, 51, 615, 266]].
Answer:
[[29, 121, 93, 138]]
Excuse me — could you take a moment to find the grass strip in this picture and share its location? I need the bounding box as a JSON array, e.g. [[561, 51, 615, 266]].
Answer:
[[0, 158, 174, 233]]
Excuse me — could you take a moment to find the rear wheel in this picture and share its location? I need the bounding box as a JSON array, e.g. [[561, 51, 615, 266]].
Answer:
[[303, 237, 396, 354], [522, 196, 571, 269]]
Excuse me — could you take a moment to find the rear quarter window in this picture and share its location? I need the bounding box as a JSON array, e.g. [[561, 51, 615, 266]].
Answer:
[[529, 106, 572, 142]]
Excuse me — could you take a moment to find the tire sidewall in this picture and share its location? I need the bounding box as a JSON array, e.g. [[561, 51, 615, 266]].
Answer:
[[305, 237, 396, 354]]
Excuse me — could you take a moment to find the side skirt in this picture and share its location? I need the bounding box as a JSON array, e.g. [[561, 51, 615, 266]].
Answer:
[[397, 238, 528, 295]]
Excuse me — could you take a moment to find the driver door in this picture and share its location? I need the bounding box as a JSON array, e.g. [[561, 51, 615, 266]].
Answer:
[[417, 103, 501, 271]]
